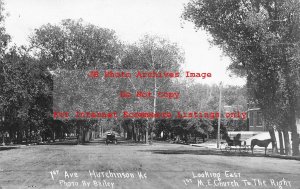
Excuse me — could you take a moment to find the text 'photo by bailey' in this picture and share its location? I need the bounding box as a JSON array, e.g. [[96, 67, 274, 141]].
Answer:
[[0, 0, 300, 189]]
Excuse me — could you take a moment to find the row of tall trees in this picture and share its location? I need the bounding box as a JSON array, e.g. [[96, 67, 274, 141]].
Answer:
[[0, 0, 247, 145], [30, 19, 247, 144], [183, 0, 300, 155]]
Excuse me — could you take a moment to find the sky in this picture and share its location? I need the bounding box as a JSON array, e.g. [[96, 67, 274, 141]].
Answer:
[[3, 0, 246, 86]]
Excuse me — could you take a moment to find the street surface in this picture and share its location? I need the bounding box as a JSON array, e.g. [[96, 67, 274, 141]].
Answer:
[[0, 141, 299, 189]]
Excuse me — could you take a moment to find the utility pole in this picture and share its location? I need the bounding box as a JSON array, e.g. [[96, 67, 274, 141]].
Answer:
[[2, 116, 5, 146], [217, 82, 222, 148], [151, 76, 157, 144]]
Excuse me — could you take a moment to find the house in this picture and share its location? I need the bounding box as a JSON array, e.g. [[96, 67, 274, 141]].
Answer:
[[248, 108, 300, 132], [297, 118, 300, 133], [247, 108, 267, 131]]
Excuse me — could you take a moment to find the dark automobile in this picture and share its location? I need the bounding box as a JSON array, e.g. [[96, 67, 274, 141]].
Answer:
[[105, 132, 117, 145]]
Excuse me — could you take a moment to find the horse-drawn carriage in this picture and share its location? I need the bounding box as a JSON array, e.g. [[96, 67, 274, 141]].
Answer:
[[220, 133, 273, 155], [105, 132, 117, 145], [220, 133, 251, 152]]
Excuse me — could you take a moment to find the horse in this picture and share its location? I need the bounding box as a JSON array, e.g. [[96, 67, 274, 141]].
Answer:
[[251, 139, 272, 155]]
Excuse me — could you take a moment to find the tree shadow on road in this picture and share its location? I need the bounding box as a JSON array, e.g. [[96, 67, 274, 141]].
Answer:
[[142, 149, 295, 159], [0, 146, 21, 151]]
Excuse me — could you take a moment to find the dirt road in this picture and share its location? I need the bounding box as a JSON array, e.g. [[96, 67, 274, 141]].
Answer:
[[0, 142, 299, 189]]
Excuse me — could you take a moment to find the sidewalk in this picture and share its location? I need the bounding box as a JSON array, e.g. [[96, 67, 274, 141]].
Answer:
[[190, 142, 218, 149], [0, 145, 23, 150], [190, 141, 300, 161]]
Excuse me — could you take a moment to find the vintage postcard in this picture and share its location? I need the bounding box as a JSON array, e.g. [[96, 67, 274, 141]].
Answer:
[[0, 0, 299, 188]]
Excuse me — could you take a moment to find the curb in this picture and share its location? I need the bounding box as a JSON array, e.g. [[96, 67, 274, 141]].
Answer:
[[268, 154, 300, 161], [190, 144, 300, 161]]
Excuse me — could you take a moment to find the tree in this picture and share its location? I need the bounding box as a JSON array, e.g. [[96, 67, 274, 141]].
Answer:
[[30, 19, 123, 143], [30, 19, 121, 70], [120, 35, 184, 143], [0, 0, 9, 110], [0, 0, 9, 55], [0, 0, 9, 144], [123, 100, 152, 142], [0, 45, 53, 144], [183, 0, 300, 156], [0, 1, 54, 144]]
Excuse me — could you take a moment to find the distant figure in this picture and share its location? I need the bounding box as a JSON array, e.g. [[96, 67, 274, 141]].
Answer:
[[225, 133, 242, 146], [234, 133, 241, 141], [251, 139, 272, 155], [105, 132, 117, 145]]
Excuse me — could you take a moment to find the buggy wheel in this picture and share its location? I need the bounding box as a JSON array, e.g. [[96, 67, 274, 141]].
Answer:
[[245, 145, 250, 152], [241, 145, 249, 153], [239, 146, 245, 152], [233, 146, 238, 153], [241, 146, 248, 153], [225, 144, 231, 152]]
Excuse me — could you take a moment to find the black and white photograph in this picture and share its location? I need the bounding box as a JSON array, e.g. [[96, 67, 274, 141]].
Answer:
[[0, 0, 300, 188]]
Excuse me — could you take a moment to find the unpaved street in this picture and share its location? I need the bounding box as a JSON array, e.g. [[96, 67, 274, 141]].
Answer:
[[0, 143, 300, 189]]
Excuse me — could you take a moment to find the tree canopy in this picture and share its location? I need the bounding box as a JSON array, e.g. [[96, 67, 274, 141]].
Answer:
[[183, 0, 300, 155]]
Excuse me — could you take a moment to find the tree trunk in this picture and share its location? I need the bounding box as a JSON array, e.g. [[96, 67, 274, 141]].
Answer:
[[82, 127, 86, 143], [137, 127, 140, 142], [134, 125, 137, 142], [126, 125, 131, 140], [268, 126, 278, 154], [289, 107, 299, 156], [278, 130, 284, 155], [141, 131, 144, 142], [145, 122, 149, 144], [132, 123, 134, 141], [17, 131, 22, 144], [283, 129, 292, 155], [151, 76, 157, 143], [85, 129, 90, 142], [78, 125, 84, 144], [9, 130, 13, 144], [25, 129, 29, 144], [29, 125, 32, 143], [149, 127, 153, 142], [280, 41, 299, 156]]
